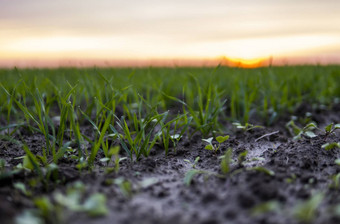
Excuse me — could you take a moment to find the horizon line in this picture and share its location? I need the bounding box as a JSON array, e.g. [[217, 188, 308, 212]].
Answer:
[[0, 56, 340, 69]]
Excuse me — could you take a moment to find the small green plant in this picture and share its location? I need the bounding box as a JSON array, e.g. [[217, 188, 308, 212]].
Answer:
[[113, 177, 133, 198], [292, 192, 324, 223], [247, 166, 275, 176], [329, 173, 340, 189], [232, 122, 264, 132], [237, 150, 248, 166], [285, 174, 297, 184], [100, 146, 126, 174], [202, 135, 229, 153], [14, 182, 32, 196], [159, 113, 192, 155], [251, 200, 280, 216], [111, 110, 166, 161], [183, 169, 221, 186], [184, 156, 200, 168], [322, 142, 340, 151], [335, 159, 340, 166], [220, 148, 232, 174], [286, 121, 317, 140], [324, 123, 340, 137], [0, 158, 5, 171], [54, 181, 108, 217]]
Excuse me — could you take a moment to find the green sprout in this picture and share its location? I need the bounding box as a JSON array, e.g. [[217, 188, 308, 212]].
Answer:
[[293, 192, 324, 223], [202, 135, 229, 153], [184, 156, 200, 168], [286, 121, 318, 140], [220, 148, 233, 174], [247, 166, 275, 176], [322, 142, 340, 151], [232, 122, 264, 132], [324, 123, 340, 137]]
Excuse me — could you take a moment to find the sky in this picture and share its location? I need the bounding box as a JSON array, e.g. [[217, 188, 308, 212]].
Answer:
[[0, 0, 340, 67]]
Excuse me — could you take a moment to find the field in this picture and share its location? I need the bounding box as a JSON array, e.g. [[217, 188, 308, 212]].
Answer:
[[0, 65, 340, 224]]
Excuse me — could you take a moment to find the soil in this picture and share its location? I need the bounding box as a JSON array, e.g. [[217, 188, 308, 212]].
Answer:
[[1, 106, 340, 224]]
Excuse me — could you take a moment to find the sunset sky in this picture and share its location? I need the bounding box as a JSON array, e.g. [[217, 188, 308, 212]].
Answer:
[[1, 0, 340, 67]]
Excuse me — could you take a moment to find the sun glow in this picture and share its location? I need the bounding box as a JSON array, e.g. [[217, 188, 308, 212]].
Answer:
[[224, 57, 268, 68]]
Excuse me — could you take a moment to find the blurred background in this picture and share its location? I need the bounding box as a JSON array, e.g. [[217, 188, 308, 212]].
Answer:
[[0, 0, 339, 67]]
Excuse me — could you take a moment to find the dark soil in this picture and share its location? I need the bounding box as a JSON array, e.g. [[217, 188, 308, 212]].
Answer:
[[1, 109, 340, 224]]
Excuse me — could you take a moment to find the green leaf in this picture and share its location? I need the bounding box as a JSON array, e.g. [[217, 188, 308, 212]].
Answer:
[[202, 137, 213, 144], [221, 148, 232, 174], [322, 142, 340, 151], [251, 200, 280, 216], [204, 145, 214, 150], [304, 131, 317, 138], [335, 159, 340, 166], [170, 134, 180, 140], [15, 210, 44, 224], [216, 135, 229, 143], [89, 113, 112, 166], [304, 122, 317, 131], [325, 123, 333, 133], [0, 158, 6, 171], [108, 146, 120, 157], [238, 150, 248, 164], [83, 193, 108, 217], [34, 196, 54, 218], [14, 182, 30, 196], [248, 167, 275, 176], [22, 145, 42, 177], [293, 193, 324, 223], [184, 169, 203, 186], [100, 158, 110, 163]]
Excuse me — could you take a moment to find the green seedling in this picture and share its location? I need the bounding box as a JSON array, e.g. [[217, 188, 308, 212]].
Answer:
[[184, 156, 200, 168], [114, 177, 133, 198], [285, 174, 297, 184], [322, 142, 340, 150], [0, 158, 5, 171], [34, 196, 55, 222], [184, 169, 209, 186], [159, 113, 192, 155], [251, 200, 280, 216], [162, 74, 226, 137], [286, 121, 317, 140], [335, 159, 340, 166], [220, 148, 232, 174], [88, 112, 112, 167], [82, 193, 108, 217], [101, 146, 127, 174], [324, 123, 340, 137], [293, 192, 324, 223], [202, 135, 229, 153], [184, 168, 224, 186], [330, 173, 340, 189], [14, 182, 31, 196], [111, 110, 166, 161], [54, 181, 108, 217], [15, 210, 44, 224], [232, 122, 264, 132], [247, 166, 275, 176], [237, 150, 248, 166]]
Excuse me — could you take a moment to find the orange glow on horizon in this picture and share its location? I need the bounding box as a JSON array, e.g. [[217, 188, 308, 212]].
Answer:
[[224, 57, 268, 68]]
